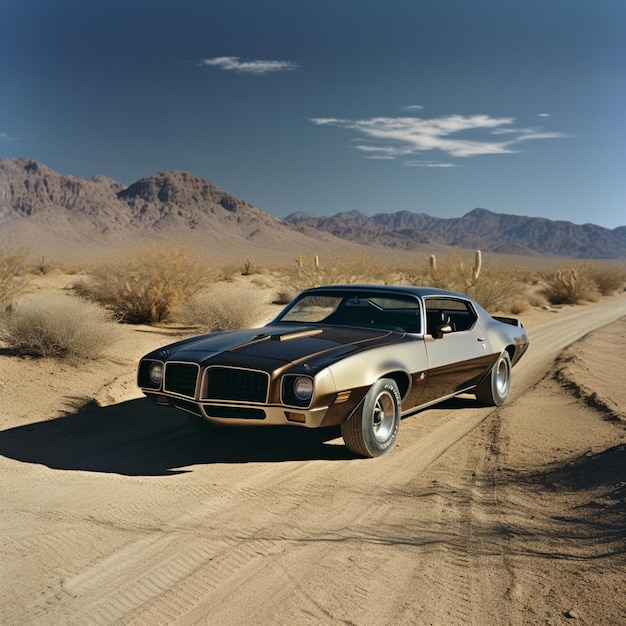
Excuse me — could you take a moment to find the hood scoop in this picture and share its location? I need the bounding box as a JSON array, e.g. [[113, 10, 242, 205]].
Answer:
[[275, 329, 324, 342]]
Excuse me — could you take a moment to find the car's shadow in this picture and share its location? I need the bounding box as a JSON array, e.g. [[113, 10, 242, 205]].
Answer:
[[0, 397, 351, 476]]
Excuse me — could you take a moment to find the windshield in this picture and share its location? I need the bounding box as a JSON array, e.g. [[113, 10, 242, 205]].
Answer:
[[277, 291, 421, 333]]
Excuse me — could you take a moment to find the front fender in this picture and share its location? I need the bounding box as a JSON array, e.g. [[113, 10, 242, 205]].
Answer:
[[326, 341, 427, 401]]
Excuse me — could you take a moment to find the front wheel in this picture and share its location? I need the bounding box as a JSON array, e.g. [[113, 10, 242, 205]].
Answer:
[[341, 378, 401, 457], [475, 351, 511, 406]]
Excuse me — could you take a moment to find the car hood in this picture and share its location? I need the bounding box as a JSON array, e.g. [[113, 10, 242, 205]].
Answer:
[[148, 324, 401, 369]]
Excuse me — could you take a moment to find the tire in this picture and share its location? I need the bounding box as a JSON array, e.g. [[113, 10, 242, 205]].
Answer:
[[475, 351, 511, 406], [341, 378, 401, 457]]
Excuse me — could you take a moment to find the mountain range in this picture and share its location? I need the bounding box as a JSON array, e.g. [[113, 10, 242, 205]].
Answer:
[[285, 209, 626, 258], [1, 158, 625, 261]]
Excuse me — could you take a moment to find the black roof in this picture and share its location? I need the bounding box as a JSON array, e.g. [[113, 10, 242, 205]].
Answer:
[[302, 284, 468, 300]]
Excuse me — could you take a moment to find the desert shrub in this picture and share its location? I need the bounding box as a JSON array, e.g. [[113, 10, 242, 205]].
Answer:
[[242, 258, 265, 276], [588, 264, 626, 296], [250, 275, 273, 289], [0, 294, 120, 359], [466, 270, 528, 312], [542, 264, 601, 305], [502, 298, 531, 315], [282, 253, 393, 292], [83, 245, 211, 324], [175, 283, 268, 331], [0, 247, 30, 309], [274, 286, 298, 305], [403, 251, 483, 292], [402, 251, 524, 311]]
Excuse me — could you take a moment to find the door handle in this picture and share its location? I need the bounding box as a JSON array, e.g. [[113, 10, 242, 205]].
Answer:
[[477, 337, 486, 341]]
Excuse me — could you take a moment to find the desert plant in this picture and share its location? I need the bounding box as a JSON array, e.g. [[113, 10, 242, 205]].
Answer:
[[542, 265, 601, 305], [175, 283, 269, 331], [0, 294, 121, 359], [274, 286, 298, 305], [283, 253, 393, 292], [412, 250, 483, 292], [83, 245, 211, 324], [242, 258, 265, 276], [588, 264, 626, 296], [0, 246, 30, 309], [406, 251, 525, 311]]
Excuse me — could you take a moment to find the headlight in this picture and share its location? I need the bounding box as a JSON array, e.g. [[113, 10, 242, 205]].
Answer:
[[148, 362, 163, 385], [293, 376, 313, 401]]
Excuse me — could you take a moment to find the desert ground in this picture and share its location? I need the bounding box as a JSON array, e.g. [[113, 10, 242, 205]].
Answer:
[[0, 276, 625, 625]]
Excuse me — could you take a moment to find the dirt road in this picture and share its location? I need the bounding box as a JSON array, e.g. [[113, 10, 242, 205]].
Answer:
[[1, 296, 625, 625]]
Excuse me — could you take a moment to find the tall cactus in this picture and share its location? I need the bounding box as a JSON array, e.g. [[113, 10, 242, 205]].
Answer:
[[429, 254, 438, 278], [472, 249, 482, 283]]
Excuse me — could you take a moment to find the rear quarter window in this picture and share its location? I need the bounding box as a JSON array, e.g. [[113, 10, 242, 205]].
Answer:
[[424, 298, 477, 332]]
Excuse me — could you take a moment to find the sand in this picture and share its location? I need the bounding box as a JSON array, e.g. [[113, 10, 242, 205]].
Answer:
[[0, 283, 625, 625]]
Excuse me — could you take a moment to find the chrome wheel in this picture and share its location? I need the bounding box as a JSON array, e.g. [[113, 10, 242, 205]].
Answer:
[[372, 389, 397, 443], [475, 351, 511, 406], [341, 378, 401, 457]]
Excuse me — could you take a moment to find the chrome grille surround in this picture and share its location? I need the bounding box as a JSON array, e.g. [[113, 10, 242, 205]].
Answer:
[[201, 366, 270, 404], [163, 362, 200, 398]]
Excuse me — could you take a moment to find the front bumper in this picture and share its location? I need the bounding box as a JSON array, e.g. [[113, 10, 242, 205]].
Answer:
[[144, 391, 331, 428]]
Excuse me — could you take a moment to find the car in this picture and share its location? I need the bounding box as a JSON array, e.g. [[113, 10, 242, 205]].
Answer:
[[137, 284, 529, 457]]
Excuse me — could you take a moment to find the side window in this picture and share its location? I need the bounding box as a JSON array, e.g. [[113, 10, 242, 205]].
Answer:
[[424, 298, 478, 333]]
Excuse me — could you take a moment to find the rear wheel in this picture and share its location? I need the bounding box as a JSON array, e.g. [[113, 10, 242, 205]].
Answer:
[[475, 351, 511, 405], [341, 378, 401, 457]]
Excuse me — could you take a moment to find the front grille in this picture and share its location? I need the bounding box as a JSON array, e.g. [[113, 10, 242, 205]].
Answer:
[[203, 367, 269, 403], [203, 406, 266, 420], [164, 363, 199, 398]]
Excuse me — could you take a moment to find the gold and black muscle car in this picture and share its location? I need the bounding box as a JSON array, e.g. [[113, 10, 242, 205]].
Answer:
[[137, 285, 529, 457]]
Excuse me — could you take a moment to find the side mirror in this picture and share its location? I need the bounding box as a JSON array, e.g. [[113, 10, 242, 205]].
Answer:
[[433, 323, 453, 339]]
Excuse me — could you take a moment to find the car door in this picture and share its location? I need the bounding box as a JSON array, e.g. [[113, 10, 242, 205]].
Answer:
[[420, 296, 496, 403]]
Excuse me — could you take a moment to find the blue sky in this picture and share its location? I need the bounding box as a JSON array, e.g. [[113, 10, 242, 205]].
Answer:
[[1, 0, 624, 229]]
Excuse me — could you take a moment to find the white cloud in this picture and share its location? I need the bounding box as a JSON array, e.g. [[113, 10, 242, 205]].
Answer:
[[199, 56, 298, 75], [311, 113, 568, 160], [404, 160, 457, 168]]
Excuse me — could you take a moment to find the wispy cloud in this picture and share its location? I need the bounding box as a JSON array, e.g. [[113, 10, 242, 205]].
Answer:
[[311, 113, 568, 162], [1, 132, 16, 141], [198, 56, 298, 75], [404, 160, 457, 168]]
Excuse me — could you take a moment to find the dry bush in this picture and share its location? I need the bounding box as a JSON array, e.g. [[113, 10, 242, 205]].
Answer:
[[274, 286, 298, 305], [281, 253, 395, 292], [83, 245, 211, 324], [466, 270, 528, 312], [242, 258, 265, 276], [588, 264, 626, 296], [176, 283, 269, 331], [502, 298, 532, 315], [0, 247, 30, 309], [0, 294, 121, 359], [401, 251, 482, 292], [250, 275, 273, 289], [542, 264, 601, 305], [401, 251, 525, 312]]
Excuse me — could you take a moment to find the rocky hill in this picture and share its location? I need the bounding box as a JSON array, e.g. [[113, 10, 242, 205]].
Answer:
[[0, 158, 343, 261], [1, 158, 624, 261], [286, 208, 626, 259]]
